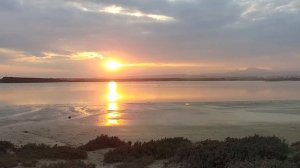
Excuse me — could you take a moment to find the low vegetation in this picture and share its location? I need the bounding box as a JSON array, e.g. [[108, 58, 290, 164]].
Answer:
[[226, 159, 299, 168], [0, 141, 87, 168], [0, 135, 299, 168], [17, 144, 87, 160], [104, 137, 192, 167], [0, 141, 15, 154], [116, 156, 155, 168], [41, 161, 95, 168], [78, 134, 127, 151], [174, 135, 293, 168], [291, 141, 300, 165], [104, 135, 300, 168]]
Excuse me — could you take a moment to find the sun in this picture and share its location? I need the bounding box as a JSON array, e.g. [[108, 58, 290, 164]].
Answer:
[[105, 60, 122, 71]]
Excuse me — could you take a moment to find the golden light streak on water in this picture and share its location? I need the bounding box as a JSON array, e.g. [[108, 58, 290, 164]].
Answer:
[[102, 81, 124, 126]]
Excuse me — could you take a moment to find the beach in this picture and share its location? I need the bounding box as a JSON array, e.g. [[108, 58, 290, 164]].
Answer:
[[1, 102, 300, 146]]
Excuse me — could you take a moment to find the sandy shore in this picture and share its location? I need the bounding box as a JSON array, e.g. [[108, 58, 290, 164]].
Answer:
[[1, 102, 300, 168], [1, 103, 300, 146]]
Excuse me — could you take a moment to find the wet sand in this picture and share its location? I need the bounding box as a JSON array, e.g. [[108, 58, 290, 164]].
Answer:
[[1, 102, 300, 145]]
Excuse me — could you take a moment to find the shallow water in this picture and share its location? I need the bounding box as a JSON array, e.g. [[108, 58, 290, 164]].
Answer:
[[0, 81, 300, 144], [1, 81, 300, 105]]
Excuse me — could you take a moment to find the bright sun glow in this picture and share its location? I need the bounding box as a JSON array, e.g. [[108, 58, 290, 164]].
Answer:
[[107, 81, 119, 101], [105, 60, 122, 71], [103, 81, 123, 126]]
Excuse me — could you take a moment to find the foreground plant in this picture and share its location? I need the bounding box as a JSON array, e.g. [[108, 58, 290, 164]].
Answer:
[[0, 141, 87, 168], [104, 137, 192, 167], [174, 135, 290, 168], [0, 135, 299, 168], [103, 135, 297, 168], [78, 134, 127, 151], [41, 160, 95, 168]]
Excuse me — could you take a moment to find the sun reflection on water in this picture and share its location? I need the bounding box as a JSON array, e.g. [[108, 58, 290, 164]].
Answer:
[[103, 81, 124, 126]]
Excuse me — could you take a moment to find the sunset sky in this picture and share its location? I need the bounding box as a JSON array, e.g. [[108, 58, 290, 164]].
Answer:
[[0, 0, 299, 77]]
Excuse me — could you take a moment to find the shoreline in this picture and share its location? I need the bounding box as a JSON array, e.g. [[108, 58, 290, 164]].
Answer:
[[1, 102, 300, 145], [1, 76, 300, 83]]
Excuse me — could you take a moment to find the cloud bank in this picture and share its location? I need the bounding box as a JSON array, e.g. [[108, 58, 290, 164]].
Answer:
[[0, 0, 299, 77]]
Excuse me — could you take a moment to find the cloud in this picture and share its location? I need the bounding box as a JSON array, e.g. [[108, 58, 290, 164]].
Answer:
[[101, 5, 175, 21], [0, 0, 299, 77], [236, 0, 300, 21], [0, 48, 31, 59], [0, 64, 65, 76], [0, 47, 106, 63], [69, 2, 175, 22], [124, 62, 218, 68], [71, 52, 104, 60]]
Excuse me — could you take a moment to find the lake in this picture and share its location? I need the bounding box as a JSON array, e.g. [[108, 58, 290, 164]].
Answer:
[[0, 81, 300, 145]]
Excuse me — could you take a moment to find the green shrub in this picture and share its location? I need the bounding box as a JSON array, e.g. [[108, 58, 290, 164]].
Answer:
[[41, 160, 95, 168], [17, 144, 87, 160], [0, 155, 39, 168], [21, 160, 38, 167], [292, 152, 300, 162], [116, 156, 155, 168], [176, 135, 289, 168], [257, 159, 298, 168], [226, 160, 255, 168], [0, 141, 15, 154], [0, 135, 297, 168], [227, 159, 298, 168], [176, 140, 227, 168], [104, 137, 191, 164], [78, 134, 127, 151], [224, 135, 289, 161], [104, 145, 134, 163], [0, 155, 20, 168]]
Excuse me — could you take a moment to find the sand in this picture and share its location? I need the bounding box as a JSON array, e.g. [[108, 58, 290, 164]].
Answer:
[[1, 102, 300, 167], [1, 102, 300, 146]]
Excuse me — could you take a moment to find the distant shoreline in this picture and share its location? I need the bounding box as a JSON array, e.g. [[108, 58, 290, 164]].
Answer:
[[1, 76, 300, 83]]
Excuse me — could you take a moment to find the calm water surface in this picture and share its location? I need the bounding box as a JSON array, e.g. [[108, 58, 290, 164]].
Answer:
[[1, 81, 300, 143], [1, 81, 300, 105]]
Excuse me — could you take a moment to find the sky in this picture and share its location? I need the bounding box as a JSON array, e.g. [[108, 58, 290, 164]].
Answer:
[[0, 0, 299, 77]]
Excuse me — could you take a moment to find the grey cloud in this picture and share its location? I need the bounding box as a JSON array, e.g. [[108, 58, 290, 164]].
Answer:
[[0, 0, 300, 76]]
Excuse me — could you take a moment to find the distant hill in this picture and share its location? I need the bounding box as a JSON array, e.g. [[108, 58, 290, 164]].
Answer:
[[219, 68, 275, 78], [220, 68, 300, 78], [163, 68, 300, 78], [126, 68, 300, 79]]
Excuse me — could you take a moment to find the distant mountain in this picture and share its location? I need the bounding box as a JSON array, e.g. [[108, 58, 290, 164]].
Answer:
[[221, 68, 275, 78], [202, 68, 300, 78], [124, 68, 300, 79]]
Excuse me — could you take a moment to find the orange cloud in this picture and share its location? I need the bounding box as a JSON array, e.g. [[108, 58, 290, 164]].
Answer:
[[71, 52, 104, 60]]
